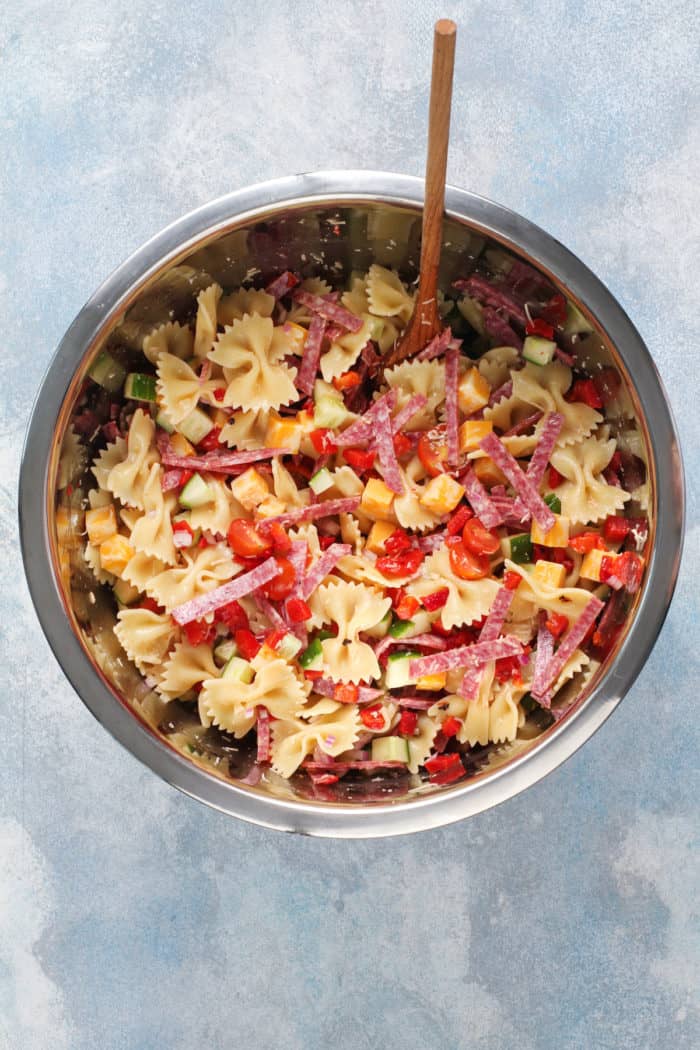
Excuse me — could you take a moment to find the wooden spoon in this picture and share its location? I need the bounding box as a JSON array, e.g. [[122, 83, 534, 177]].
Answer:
[[384, 18, 457, 368]]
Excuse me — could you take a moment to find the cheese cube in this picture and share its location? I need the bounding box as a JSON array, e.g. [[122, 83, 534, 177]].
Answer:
[[255, 496, 287, 519], [531, 514, 570, 548], [170, 432, 196, 457], [458, 419, 494, 454], [419, 474, 465, 515], [99, 534, 135, 576], [265, 414, 304, 454], [416, 672, 447, 691], [55, 504, 82, 549], [230, 468, 271, 510], [360, 478, 396, 520], [533, 560, 567, 589], [85, 504, 118, 547], [580, 547, 617, 583], [366, 520, 397, 554], [473, 457, 506, 488], [458, 367, 491, 415]]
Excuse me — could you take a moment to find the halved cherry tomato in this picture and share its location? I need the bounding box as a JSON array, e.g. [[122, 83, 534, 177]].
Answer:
[[334, 682, 359, 704], [417, 425, 448, 477], [462, 518, 500, 556], [260, 556, 296, 601], [360, 704, 385, 730], [376, 548, 424, 578], [343, 448, 376, 472], [227, 518, 273, 558], [448, 541, 490, 580], [198, 427, 222, 451]]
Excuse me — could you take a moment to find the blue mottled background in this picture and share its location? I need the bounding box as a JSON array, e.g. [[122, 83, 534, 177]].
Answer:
[[1, 2, 698, 1047]]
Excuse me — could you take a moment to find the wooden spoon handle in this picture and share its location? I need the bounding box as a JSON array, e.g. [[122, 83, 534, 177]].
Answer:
[[417, 19, 456, 304]]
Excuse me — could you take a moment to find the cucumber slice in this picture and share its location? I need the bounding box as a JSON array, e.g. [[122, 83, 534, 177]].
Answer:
[[563, 302, 593, 336], [214, 638, 238, 667], [124, 373, 158, 401], [388, 618, 416, 639], [178, 407, 214, 445], [309, 467, 334, 495], [277, 633, 303, 661], [522, 336, 556, 366], [179, 473, 213, 509], [363, 610, 392, 640], [155, 410, 174, 434], [314, 396, 352, 430], [501, 533, 533, 564], [384, 650, 421, 690], [222, 656, 254, 684], [89, 351, 126, 393], [371, 736, 409, 763], [388, 610, 432, 639], [299, 637, 323, 670], [544, 493, 562, 514]]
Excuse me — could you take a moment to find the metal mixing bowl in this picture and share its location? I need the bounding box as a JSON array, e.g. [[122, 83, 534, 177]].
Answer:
[[19, 172, 684, 837]]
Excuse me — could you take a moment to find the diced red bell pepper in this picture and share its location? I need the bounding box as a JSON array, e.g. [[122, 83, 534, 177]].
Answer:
[[539, 293, 568, 327], [446, 503, 474, 535], [304, 669, 324, 680], [360, 704, 386, 730], [309, 428, 336, 455], [343, 448, 376, 472], [525, 317, 555, 339], [567, 379, 603, 410], [393, 433, 413, 457], [139, 597, 164, 614], [334, 682, 359, 704], [424, 752, 464, 784], [384, 528, 412, 554], [548, 466, 565, 489], [422, 587, 449, 611], [569, 532, 606, 554], [217, 599, 250, 633], [213, 387, 226, 402], [172, 520, 194, 548], [376, 548, 424, 578], [234, 628, 261, 660], [441, 716, 462, 738], [199, 426, 223, 451], [318, 534, 335, 550], [495, 655, 524, 684], [503, 570, 522, 591], [545, 612, 569, 639], [398, 710, 418, 736], [265, 628, 288, 651], [395, 594, 420, 621], [603, 515, 632, 544], [286, 597, 312, 623], [183, 619, 216, 647], [332, 371, 361, 391]]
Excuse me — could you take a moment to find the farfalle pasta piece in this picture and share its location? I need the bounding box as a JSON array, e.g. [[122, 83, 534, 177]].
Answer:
[[408, 547, 500, 629], [366, 263, 414, 324], [143, 321, 194, 365], [84, 542, 115, 585], [341, 276, 370, 317], [286, 277, 333, 325], [187, 477, 237, 537], [552, 648, 590, 694], [219, 407, 271, 449], [504, 559, 597, 625], [406, 715, 438, 774], [550, 434, 630, 524], [320, 318, 374, 382], [511, 362, 602, 447], [145, 544, 238, 612], [218, 287, 274, 326], [157, 642, 220, 701], [337, 554, 410, 589], [288, 523, 321, 557], [383, 359, 445, 430], [393, 466, 441, 533], [156, 352, 221, 425], [106, 409, 158, 510], [477, 346, 520, 388], [270, 705, 361, 778], [208, 314, 298, 411], [128, 465, 178, 565], [272, 459, 309, 509], [308, 580, 391, 683], [91, 436, 127, 491], [199, 658, 308, 737], [114, 608, 176, 672], [193, 282, 222, 358], [339, 513, 364, 554]]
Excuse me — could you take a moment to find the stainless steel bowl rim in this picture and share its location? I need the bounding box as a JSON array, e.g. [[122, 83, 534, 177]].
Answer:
[[19, 170, 684, 838]]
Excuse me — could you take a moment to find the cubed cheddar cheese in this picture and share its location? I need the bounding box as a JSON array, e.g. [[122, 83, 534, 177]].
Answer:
[[458, 419, 494, 454], [255, 496, 287, 519], [265, 413, 305, 454], [416, 672, 447, 691], [170, 432, 196, 457], [532, 560, 567, 589], [473, 457, 506, 488], [99, 534, 135, 576], [531, 514, 570, 548], [360, 478, 395, 520], [366, 520, 397, 555], [580, 547, 616, 583], [55, 504, 82, 549], [230, 468, 271, 510], [457, 367, 491, 415], [419, 474, 465, 515], [85, 504, 118, 547]]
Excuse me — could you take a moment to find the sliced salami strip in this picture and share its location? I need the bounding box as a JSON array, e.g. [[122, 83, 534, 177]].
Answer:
[[512, 411, 563, 518], [417, 327, 456, 361], [332, 389, 399, 446], [304, 760, 406, 772], [292, 289, 363, 332], [460, 466, 505, 530], [161, 468, 184, 492], [198, 359, 212, 385], [459, 587, 514, 699], [256, 497, 361, 530], [295, 315, 326, 397], [415, 529, 446, 553], [482, 308, 523, 351], [409, 636, 523, 678], [488, 379, 513, 407], [294, 543, 351, 601], [554, 345, 576, 367], [389, 696, 437, 709], [373, 632, 448, 662], [531, 596, 603, 704], [255, 594, 287, 631], [503, 410, 543, 437], [286, 540, 308, 581], [390, 393, 428, 433], [256, 708, 271, 763], [374, 398, 404, 494], [531, 617, 555, 704], [444, 345, 460, 468], [171, 557, 282, 625], [479, 431, 556, 532], [454, 275, 527, 326], [265, 270, 300, 300], [160, 446, 291, 473]]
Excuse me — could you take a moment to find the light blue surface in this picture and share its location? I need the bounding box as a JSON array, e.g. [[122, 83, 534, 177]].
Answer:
[[1, 1, 698, 1047]]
